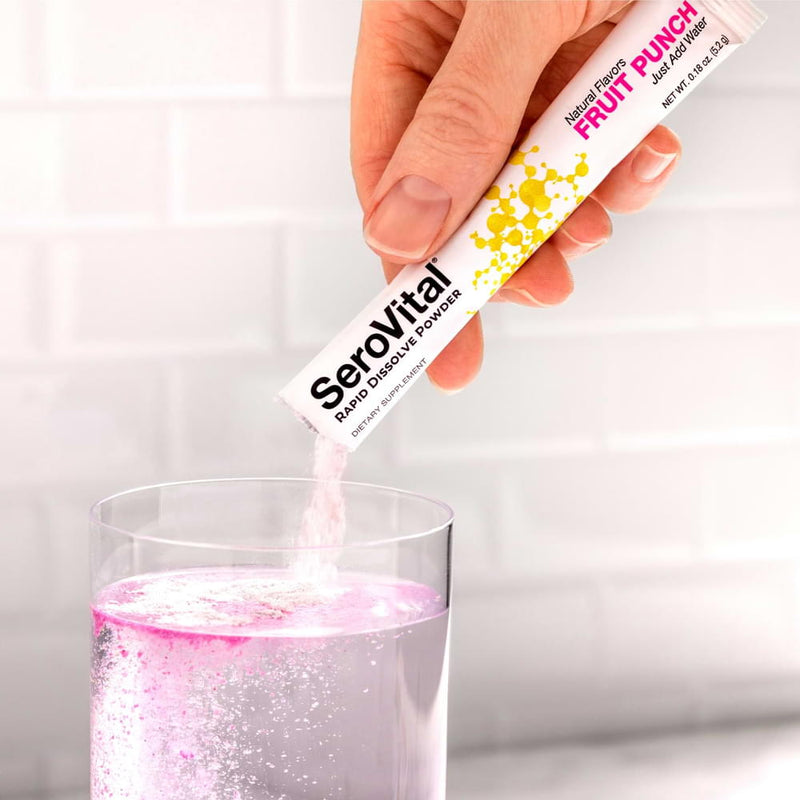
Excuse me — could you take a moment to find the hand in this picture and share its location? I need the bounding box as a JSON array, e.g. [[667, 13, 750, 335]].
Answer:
[[351, 0, 682, 392]]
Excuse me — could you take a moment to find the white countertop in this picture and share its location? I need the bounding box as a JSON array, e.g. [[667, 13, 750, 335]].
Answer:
[[37, 721, 800, 800], [448, 722, 800, 799]]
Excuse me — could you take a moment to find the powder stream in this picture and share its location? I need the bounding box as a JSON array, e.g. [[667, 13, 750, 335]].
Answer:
[[293, 434, 349, 583]]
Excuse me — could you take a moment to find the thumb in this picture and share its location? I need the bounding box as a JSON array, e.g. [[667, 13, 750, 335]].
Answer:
[[362, 2, 565, 264]]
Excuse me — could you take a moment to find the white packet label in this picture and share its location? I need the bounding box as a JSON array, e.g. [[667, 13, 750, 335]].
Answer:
[[280, 0, 766, 450]]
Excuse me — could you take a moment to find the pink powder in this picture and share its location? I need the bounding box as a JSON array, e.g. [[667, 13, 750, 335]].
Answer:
[[294, 434, 349, 581], [92, 567, 439, 637]]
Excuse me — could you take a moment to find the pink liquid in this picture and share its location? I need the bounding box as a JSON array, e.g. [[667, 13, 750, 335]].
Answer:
[[91, 567, 448, 799]]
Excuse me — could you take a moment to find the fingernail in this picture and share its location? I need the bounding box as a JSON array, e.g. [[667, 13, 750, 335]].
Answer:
[[494, 287, 552, 307], [428, 374, 464, 395], [364, 175, 451, 261], [632, 144, 677, 183], [558, 227, 608, 257]]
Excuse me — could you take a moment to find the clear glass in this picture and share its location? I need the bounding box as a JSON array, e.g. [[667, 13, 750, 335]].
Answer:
[[89, 478, 453, 800]]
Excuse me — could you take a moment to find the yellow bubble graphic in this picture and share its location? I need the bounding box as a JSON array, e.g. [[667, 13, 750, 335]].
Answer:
[[470, 148, 590, 291]]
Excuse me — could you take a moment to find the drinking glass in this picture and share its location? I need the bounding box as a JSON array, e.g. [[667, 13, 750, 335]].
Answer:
[[90, 478, 452, 800]]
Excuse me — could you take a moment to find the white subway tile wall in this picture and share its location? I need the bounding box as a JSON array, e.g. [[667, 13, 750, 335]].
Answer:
[[53, 0, 276, 93], [61, 109, 165, 218], [55, 229, 276, 351], [0, 0, 798, 796], [0, 246, 37, 352], [177, 103, 355, 215], [0, 111, 60, 220]]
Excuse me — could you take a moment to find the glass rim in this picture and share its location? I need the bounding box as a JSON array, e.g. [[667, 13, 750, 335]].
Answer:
[[89, 477, 455, 553]]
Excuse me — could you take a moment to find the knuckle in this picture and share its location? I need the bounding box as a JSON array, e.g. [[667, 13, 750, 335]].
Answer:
[[351, 149, 391, 177], [414, 81, 513, 160]]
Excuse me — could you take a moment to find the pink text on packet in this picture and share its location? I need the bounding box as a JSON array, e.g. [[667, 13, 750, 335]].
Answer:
[[631, 1, 700, 78], [573, 73, 635, 141], [573, 1, 699, 141]]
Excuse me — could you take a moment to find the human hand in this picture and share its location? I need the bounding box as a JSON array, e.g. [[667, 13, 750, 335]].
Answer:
[[351, 0, 682, 391]]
